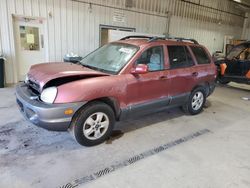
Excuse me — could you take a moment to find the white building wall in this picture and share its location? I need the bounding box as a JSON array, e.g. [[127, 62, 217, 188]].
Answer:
[[0, 0, 246, 84], [169, 16, 242, 53], [0, 29, 2, 54], [241, 13, 250, 40]]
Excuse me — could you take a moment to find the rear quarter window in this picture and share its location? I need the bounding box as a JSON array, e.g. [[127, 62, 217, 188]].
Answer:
[[191, 46, 210, 65]]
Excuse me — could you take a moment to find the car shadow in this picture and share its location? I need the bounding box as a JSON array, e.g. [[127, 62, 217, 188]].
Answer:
[[107, 100, 213, 143], [115, 107, 184, 133], [105, 107, 185, 144], [0, 101, 211, 161]]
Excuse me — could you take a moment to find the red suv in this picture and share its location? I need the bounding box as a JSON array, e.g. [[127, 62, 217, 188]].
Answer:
[[16, 36, 217, 146]]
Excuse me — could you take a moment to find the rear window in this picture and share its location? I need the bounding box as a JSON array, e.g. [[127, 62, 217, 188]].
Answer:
[[191, 46, 210, 64]]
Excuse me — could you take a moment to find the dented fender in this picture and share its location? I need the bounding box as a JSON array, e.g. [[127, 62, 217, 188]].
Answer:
[[54, 75, 128, 109]]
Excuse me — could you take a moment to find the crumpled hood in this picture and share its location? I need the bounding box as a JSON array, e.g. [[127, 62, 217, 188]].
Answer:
[[27, 62, 109, 90]]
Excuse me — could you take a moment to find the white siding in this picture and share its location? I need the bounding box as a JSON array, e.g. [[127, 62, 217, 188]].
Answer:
[[169, 16, 242, 53], [0, 0, 246, 84], [242, 13, 250, 40]]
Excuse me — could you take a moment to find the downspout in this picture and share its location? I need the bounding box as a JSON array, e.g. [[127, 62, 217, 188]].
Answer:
[[241, 12, 249, 40], [164, 12, 171, 38]]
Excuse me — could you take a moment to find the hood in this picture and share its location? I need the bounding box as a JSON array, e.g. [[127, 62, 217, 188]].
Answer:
[[27, 62, 109, 90]]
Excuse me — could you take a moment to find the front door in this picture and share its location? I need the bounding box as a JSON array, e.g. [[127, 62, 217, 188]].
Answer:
[[13, 16, 46, 81], [126, 45, 171, 115]]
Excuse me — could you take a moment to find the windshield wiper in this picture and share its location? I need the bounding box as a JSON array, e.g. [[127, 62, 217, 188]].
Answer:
[[81, 63, 113, 74], [80, 63, 94, 69]]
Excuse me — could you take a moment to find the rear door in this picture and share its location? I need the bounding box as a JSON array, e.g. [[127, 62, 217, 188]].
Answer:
[[189, 46, 215, 85], [166, 45, 197, 105]]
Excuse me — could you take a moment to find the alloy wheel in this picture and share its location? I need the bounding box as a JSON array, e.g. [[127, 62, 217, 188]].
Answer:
[[83, 112, 109, 140], [191, 91, 204, 111]]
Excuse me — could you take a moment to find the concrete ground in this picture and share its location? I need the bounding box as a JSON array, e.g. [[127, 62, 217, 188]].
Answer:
[[0, 83, 250, 188]]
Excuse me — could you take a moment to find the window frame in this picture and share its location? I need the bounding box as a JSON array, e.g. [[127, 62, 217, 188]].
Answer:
[[190, 46, 211, 65], [237, 47, 250, 61], [80, 42, 140, 75], [135, 45, 165, 72], [167, 45, 195, 70]]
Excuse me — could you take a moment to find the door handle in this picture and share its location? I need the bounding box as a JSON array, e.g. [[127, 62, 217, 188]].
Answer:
[[192, 72, 198, 77], [159, 75, 168, 80]]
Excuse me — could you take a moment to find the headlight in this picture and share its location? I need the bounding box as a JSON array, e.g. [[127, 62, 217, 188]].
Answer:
[[40, 87, 57, 104], [24, 75, 29, 84]]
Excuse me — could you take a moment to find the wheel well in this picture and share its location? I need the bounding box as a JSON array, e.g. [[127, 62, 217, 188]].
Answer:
[[78, 97, 119, 121], [192, 83, 210, 96], [69, 97, 120, 130]]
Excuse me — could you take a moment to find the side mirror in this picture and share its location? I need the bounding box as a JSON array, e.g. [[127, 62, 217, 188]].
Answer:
[[131, 64, 149, 74]]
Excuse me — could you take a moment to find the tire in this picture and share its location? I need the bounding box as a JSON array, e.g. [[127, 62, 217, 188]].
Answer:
[[71, 102, 115, 146], [183, 87, 206, 115]]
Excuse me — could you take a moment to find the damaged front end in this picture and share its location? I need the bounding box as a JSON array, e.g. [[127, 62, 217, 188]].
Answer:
[[15, 62, 110, 130], [15, 82, 86, 131]]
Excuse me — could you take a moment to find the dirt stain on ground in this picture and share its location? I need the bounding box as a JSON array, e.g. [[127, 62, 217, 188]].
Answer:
[[204, 100, 211, 108], [0, 128, 14, 136]]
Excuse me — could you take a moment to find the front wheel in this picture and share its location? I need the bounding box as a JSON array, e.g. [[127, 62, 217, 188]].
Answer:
[[71, 102, 115, 146], [183, 87, 206, 115]]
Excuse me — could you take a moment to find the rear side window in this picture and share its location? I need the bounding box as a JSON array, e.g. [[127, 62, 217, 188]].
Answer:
[[191, 46, 210, 64], [167, 46, 194, 69]]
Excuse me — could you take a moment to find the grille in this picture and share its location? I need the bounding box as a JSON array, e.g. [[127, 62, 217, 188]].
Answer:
[[25, 107, 36, 119], [28, 80, 40, 94], [16, 99, 24, 112]]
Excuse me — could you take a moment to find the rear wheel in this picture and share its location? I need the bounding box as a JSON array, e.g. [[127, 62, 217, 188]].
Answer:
[[183, 87, 206, 115], [71, 102, 115, 146]]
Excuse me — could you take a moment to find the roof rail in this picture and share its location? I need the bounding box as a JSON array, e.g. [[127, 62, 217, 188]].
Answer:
[[120, 35, 199, 44], [120, 35, 165, 42], [120, 35, 154, 40], [148, 36, 166, 42], [167, 37, 199, 44]]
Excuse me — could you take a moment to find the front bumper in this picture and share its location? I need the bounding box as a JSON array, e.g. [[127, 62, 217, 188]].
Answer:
[[15, 83, 86, 131]]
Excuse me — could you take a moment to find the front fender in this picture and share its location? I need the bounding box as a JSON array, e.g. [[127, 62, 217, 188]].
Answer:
[[54, 75, 127, 107]]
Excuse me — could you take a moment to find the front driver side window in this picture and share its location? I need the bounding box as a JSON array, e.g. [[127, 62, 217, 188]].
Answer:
[[136, 46, 164, 71]]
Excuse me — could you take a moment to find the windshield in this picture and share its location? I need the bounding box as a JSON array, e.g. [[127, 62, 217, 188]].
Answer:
[[80, 43, 139, 74], [227, 44, 246, 60]]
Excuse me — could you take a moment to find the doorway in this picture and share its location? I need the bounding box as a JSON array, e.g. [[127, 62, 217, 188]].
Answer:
[[100, 25, 136, 46], [13, 16, 47, 81]]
